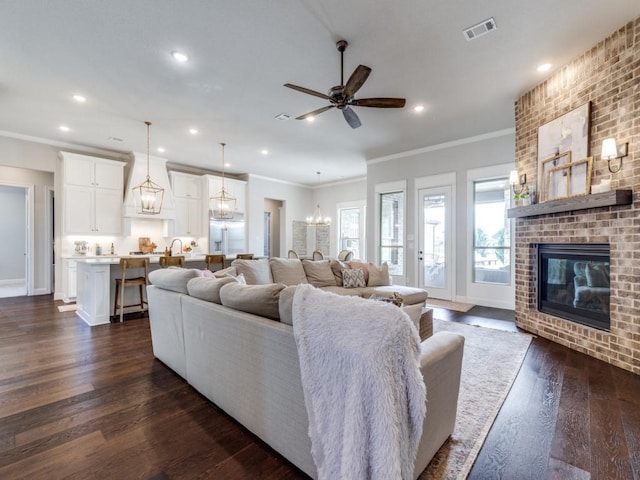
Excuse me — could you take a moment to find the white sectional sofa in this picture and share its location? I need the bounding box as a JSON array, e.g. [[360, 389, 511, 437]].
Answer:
[[146, 261, 465, 479]]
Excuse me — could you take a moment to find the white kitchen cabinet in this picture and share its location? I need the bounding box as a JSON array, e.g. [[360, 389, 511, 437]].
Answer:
[[76, 261, 111, 326], [60, 152, 125, 235], [62, 259, 77, 302], [170, 171, 202, 199], [170, 172, 204, 236], [64, 186, 123, 234], [207, 176, 247, 215], [174, 197, 202, 236], [64, 153, 123, 189]]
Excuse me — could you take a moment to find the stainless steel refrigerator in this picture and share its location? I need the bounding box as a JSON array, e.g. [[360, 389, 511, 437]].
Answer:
[[209, 213, 245, 256]]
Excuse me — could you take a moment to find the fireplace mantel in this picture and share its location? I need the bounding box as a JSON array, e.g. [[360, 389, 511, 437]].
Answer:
[[507, 189, 632, 219]]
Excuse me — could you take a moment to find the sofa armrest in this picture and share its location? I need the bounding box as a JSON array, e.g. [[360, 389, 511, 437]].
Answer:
[[413, 331, 465, 478]]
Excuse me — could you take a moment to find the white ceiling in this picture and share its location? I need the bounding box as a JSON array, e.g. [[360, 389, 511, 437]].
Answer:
[[0, 1, 638, 185]]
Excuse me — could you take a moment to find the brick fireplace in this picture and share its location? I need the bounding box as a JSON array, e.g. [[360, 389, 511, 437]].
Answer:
[[513, 16, 639, 374]]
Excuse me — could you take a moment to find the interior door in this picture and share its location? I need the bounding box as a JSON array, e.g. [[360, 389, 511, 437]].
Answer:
[[418, 186, 453, 300]]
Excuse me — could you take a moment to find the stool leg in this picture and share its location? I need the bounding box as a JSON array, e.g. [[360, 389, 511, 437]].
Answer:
[[139, 285, 144, 315], [113, 281, 119, 322], [119, 283, 125, 323]]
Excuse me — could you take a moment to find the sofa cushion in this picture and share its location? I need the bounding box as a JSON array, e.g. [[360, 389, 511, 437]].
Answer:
[[348, 261, 369, 284], [220, 282, 286, 320], [278, 285, 298, 326], [302, 260, 336, 288], [187, 276, 237, 304], [231, 258, 273, 285], [342, 268, 366, 288], [371, 285, 428, 306], [148, 268, 202, 294], [270, 258, 308, 286], [330, 259, 347, 286], [367, 262, 391, 287], [213, 266, 238, 278]]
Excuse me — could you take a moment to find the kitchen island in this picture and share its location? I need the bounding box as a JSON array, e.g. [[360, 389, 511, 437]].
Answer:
[[74, 255, 207, 326]]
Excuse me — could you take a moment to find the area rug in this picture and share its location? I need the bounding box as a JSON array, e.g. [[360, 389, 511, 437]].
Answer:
[[418, 319, 532, 479], [425, 298, 475, 313], [57, 304, 77, 312]]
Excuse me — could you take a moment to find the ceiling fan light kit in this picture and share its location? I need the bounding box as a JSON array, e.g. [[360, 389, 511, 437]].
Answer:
[[284, 40, 406, 129]]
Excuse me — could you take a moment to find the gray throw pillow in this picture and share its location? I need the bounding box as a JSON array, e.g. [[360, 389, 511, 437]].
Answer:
[[302, 259, 336, 287], [342, 268, 366, 288], [219, 282, 286, 320], [148, 268, 202, 294], [231, 258, 273, 285], [187, 276, 237, 304], [367, 262, 391, 287], [270, 258, 308, 285]]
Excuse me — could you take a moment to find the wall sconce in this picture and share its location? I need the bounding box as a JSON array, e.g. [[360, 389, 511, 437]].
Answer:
[[601, 137, 628, 173], [509, 170, 528, 197]]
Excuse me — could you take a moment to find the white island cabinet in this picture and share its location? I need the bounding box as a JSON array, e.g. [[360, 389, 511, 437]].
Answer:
[[74, 255, 207, 326]]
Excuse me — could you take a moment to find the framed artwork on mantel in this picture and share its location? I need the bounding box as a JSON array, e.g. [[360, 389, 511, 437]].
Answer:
[[537, 102, 591, 201]]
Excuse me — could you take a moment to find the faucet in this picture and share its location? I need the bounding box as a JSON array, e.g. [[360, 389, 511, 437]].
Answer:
[[170, 238, 183, 256]]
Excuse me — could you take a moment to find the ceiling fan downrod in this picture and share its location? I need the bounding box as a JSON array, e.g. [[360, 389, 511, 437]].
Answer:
[[337, 40, 348, 87]]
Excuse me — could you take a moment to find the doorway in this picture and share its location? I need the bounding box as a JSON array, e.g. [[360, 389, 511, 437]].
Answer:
[[0, 185, 28, 298], [263, 198, 283, 257], [418, 185, 453, 300]]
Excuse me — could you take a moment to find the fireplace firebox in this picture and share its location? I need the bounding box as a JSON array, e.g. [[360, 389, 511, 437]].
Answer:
[[537, 243, 610, 331]]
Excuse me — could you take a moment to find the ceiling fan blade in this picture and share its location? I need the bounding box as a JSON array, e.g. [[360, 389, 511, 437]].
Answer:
[[342, 106, 362, 129], [343, 65, 371, 98], [351, 97, 406, 108], [295, 105, 335, 120], [284, 83, 332, 101]]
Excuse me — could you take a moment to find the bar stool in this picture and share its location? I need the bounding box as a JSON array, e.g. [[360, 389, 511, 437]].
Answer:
[[236, 253, 254, 260], [113, 257, 149, 323], [205, 254, 225, 272], [159, 255, 185, 268]]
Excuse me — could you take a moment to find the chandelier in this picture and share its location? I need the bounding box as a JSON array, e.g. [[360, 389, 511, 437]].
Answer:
[[133, 121, 164, 215], [306, 172, 330, 226], [210, 142, 236, 219]]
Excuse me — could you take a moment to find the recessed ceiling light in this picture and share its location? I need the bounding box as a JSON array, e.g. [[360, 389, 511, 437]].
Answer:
[[306, 116, 315, 123], [413, 105, 425, 112], [189, 128, 198, 135], [72, 94, 86, 103], [157, 147, 166, 153], [261, 149, 269, 155], [537, 63, 552, 72], [171, 51, 189, 62], [224, 162, 231, 168], [59, 125, 70, 132]]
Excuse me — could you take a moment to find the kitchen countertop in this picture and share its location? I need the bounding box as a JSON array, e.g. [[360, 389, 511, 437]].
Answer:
[[69, 254, 207, 264]]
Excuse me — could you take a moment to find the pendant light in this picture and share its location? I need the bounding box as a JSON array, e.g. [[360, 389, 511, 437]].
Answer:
[[210, 142, 237, 219], [133, 121, 164, 215], [306, 172, 331, 226]]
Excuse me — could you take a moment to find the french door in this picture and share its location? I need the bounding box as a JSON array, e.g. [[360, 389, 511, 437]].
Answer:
[[418, 186, 453, 300]]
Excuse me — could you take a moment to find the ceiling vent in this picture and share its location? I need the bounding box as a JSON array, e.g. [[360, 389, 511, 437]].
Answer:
[[275, 113, 291, 121], [463, 17, 497, 41]]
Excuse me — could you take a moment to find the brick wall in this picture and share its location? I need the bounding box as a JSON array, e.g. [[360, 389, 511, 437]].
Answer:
[[514, 16, 640, 374]]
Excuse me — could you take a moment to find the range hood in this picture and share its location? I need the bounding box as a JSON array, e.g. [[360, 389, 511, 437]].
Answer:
[[123, 152, 176, 219]]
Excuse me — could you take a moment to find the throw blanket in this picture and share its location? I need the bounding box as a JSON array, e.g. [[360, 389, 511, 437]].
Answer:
[[292, 284, 426, 480]]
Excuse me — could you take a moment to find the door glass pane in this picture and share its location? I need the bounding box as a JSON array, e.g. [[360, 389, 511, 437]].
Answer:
[[473, 178, 511, 284], [423, 193, 445, 288], [380, 192, 404, 276], [339, 207, 361, 260]]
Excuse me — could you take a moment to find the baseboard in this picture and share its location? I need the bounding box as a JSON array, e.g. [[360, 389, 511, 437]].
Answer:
[[53, 292, 64, 301], [456, 295, 514, 310], [0, 278, 25, 286], [31, 288, 50, 296]]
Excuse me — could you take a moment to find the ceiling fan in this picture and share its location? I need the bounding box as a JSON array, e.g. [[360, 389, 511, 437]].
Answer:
[[284, 40, 406, 129]]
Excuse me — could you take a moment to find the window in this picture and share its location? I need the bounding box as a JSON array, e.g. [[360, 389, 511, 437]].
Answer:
[[338, 206, 363, 260], [473, 178, 511, 284], [379, 191, 404, 276]]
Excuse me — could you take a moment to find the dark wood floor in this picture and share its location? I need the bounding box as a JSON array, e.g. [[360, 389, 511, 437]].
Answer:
[[0, 296, 638, 479]]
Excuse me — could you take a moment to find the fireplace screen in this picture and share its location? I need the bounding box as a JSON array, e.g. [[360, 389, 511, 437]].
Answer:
[[537, 243, 610, 331]]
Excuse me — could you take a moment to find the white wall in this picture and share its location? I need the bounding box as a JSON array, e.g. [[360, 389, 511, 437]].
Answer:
[[246, 174, 312, 257], [366, 130, 515, 298], [0, 186, 26, 280], [314, 177, 367, 258]]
